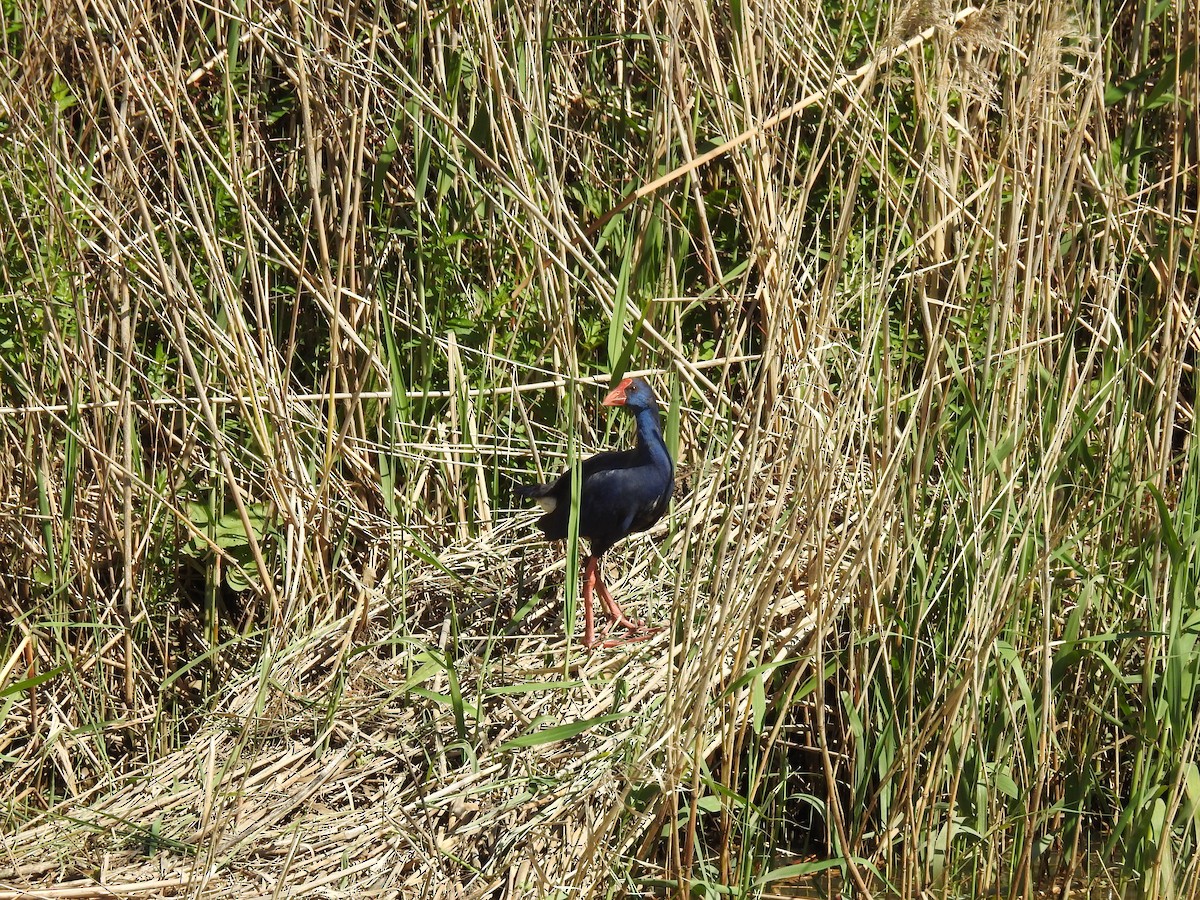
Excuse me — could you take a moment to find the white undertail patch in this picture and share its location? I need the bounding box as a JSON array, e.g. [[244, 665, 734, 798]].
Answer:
[[536, 497, 557, 513]]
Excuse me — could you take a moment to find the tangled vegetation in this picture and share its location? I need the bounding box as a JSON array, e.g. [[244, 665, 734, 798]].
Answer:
[[1, 0, 1197, 895]]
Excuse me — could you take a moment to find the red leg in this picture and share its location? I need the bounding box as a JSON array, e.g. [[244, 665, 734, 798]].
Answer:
[[594, 562, 665, 647], [581, 556, 598, 648], [593, 566, 643, 631]]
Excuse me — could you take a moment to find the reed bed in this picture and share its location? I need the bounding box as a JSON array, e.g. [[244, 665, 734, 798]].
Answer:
[[1, 0, 1197, 896]]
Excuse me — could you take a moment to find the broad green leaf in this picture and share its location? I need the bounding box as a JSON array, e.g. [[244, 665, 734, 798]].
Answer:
[[499, 710, 631, 750]]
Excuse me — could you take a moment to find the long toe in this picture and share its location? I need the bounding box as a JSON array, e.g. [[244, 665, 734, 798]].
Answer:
[[601, 626, 664, 649]]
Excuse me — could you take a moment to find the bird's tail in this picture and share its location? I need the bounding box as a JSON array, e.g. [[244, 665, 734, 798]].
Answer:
[[514, 482, 557, 512]]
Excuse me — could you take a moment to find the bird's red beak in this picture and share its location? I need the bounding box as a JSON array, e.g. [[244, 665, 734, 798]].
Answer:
[[602, 377, 633, 406]]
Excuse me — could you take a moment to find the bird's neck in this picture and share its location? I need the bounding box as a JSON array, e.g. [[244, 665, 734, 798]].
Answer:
[[634, 407, 672, 474]]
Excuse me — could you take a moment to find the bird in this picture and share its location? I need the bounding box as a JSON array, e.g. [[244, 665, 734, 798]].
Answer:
[[515, 377, 674, 648]]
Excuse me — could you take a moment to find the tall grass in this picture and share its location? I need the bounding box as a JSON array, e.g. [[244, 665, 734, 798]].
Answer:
[[1, 0, 1197, 896]]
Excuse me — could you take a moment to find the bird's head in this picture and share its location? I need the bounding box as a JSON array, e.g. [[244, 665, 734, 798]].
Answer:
[[602, 377, 659, 413]]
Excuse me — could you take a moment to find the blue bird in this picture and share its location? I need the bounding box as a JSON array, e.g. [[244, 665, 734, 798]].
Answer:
[[516, 377, 674, 647]]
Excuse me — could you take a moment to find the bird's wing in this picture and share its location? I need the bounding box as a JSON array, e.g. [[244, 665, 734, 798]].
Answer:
[[580, 448, 641, 479]]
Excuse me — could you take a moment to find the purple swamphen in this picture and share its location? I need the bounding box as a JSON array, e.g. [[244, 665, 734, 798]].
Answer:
[[515, 377, 674, 647]]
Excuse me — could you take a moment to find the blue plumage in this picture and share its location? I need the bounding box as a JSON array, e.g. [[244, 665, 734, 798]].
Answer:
[[515, 377, 674, 646]]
